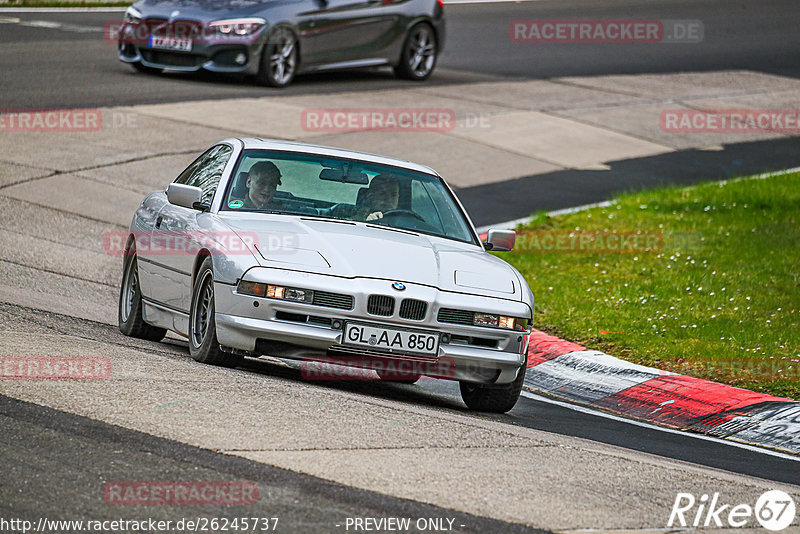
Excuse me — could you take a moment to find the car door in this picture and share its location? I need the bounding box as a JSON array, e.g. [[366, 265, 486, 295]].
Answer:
[[149, 144, 233, 320], [301, 0, 400, 65]]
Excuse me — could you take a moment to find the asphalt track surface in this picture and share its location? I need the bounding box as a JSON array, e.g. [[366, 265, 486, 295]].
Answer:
[[2, 1, 799, 224], [2, 0, 800, 109], [1, 303, 798, 530], [2, 0, 800, 529]]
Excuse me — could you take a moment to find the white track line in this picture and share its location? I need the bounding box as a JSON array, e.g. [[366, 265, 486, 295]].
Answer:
[[520, 390, 800, 463]]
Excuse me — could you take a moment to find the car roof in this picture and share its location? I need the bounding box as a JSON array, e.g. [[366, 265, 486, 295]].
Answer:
[[235, 137, 441, 177]]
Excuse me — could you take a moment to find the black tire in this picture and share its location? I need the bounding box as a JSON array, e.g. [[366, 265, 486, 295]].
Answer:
[[118, 249, 167, 342], [256, 27, 298, 88], [131, 62, 163, 75], [376, 369, 421, 384], [459, 358, 527, 413], [393, 22, 437, 81], [188, 257, 243, 368]]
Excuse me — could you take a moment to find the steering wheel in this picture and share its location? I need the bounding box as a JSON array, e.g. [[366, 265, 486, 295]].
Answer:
[[381, 209, 426, 222]]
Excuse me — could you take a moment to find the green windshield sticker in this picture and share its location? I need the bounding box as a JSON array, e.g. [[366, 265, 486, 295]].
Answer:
[[228, 200, 244, 209]]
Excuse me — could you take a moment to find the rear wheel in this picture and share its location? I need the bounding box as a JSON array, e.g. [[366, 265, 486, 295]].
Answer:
[[394, 23, 437, 81], [188, 257, 243, 367], [459, 359, 526, 413], [256, 27, 298, 88], [118, 249, 167, 341]]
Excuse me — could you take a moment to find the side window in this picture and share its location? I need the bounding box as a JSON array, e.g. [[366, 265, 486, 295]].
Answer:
[[175, 145, 233, 203]]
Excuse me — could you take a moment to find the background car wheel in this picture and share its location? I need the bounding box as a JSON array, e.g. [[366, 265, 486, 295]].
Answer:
[[459, 358, 527, 413], [394, 22, 437, 81], [118, 249, 167, 341], [256, 27, 298, 88], [131, 62, 163, 75], [188, 257, 243, 368], [376, 369, 421, 384]]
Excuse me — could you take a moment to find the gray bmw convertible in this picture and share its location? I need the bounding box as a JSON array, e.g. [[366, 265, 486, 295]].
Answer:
[[118, 139, 533, 412], [117, 0, 444, 87]]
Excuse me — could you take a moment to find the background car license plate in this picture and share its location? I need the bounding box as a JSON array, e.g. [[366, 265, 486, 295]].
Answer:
[[149, 36, 192, 51], [344, 323, 439, 356]]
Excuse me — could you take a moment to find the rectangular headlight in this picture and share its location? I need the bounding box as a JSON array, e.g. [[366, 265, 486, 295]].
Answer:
[[473, 313, 499, 328], [473, 313, 527, 330]]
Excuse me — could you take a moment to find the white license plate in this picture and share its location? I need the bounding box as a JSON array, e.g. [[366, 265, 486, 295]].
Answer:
[[343, 323, 439, 356], [149, 36, 192, 51]]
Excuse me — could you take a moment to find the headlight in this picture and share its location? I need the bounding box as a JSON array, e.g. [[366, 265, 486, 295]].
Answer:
[[208, 18, 266, 36], [237, 281, 313, 303], [473, 313, 528, 331], [123, 6, 142, 23]]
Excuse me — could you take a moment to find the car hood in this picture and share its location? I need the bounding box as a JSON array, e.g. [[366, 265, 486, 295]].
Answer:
[[221, 215, 523, 300], [137, 0, 285, 18]]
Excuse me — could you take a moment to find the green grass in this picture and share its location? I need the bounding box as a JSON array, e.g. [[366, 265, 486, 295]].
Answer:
[[497, 172, 800, 399]]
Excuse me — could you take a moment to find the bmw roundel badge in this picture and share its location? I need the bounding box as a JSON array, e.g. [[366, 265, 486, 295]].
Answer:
[[392, 282, 406, 291]]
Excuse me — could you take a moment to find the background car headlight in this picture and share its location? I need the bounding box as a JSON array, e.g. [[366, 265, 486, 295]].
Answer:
[[208, 18, 266, 36], [123, 6, 142, 23]]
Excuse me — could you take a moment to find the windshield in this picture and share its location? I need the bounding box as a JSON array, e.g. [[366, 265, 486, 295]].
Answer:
[[221, 150, 478, 244]]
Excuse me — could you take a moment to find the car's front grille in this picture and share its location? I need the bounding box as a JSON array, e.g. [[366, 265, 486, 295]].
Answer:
[[367, 295, 395, 316], [140, 50, 202, 67], [143, 18, 202, 39], [312, 291, 354, 310], [399, 299, 427, 321], [437, 308, 475, 326]]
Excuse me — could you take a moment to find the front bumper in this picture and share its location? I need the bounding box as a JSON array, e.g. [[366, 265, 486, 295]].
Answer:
[[117, 22, 264, 74], [213, 269, 531, 385]]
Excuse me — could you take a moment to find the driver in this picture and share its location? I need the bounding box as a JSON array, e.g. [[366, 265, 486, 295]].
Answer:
[[241, 161, 283, 210], [362, 174, 399, 221]]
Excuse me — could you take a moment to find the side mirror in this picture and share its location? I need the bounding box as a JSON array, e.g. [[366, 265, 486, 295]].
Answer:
[[166, 183, 203, 209], [485, 229, 515, 251]]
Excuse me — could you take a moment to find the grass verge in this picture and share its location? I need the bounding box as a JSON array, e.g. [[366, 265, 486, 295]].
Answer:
[[497, 171, 800, 399]]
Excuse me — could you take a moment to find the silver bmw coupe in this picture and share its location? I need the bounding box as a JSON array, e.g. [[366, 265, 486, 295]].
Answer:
[[117, 0, 444, 87], [118, 138, 533, 412]]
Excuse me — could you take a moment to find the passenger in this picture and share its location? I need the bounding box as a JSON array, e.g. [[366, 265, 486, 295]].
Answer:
[[241, 161, 283, 210]]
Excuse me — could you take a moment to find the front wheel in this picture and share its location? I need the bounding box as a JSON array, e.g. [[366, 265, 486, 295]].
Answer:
[[188, 257, 243, 367], [459, 360, 526, 413], [394, 23, 437, 81], [256, 27, 298, 88]]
